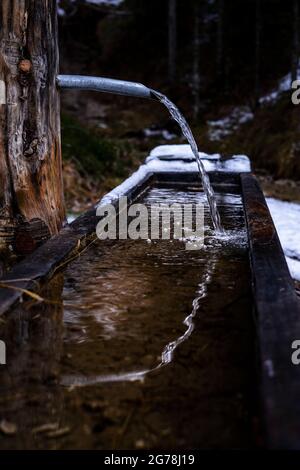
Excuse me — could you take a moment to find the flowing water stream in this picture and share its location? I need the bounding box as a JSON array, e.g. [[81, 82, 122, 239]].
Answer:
[[152, 90, 223, 233]]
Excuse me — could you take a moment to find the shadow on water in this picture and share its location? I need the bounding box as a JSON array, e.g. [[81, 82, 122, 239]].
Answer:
[[0, 185, 255, 449]]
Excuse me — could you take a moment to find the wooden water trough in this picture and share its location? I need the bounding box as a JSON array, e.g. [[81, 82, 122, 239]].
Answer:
[[1, 0, 300, 451], [0, 149, 299, 449]]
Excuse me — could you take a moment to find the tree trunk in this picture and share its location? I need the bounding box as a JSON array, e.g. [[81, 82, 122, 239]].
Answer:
[[192, 3, 200, 120], [292, 0, 299, 82], [216, 0, 224, 80], [0, 0, 65, 254], [168, 0, 177, 84], [255, 0, 261, 106]]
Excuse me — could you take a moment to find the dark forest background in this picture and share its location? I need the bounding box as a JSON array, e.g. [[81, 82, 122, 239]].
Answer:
[[57, 0, 300, 211]]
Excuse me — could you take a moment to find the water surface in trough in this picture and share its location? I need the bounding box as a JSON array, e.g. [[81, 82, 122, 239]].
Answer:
[[0, 185, 255, 449]]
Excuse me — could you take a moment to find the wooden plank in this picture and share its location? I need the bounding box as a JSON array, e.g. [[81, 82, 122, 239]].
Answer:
[[0, 207, 97, 316], [241, 172, 300, 449]]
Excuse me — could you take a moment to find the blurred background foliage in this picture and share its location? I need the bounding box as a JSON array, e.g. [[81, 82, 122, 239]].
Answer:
[[58, 0, 300, 210]]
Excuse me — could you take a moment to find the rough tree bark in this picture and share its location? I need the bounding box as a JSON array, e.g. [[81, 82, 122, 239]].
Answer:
[[0, 0, 65, 254], [168, 0, 177, 84]]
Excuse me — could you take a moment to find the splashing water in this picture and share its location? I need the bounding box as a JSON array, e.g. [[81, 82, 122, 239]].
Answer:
[[151, 90, 223, 233]]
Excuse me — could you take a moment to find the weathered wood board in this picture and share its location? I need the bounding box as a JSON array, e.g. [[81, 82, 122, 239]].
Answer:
[[241, 173, 300, 449]]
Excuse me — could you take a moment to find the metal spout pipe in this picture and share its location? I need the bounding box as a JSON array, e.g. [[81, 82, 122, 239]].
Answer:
[[57, 74, 154, 100]]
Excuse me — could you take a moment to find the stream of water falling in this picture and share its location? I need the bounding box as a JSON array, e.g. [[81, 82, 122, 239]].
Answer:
[[151, 90, 223, 233]]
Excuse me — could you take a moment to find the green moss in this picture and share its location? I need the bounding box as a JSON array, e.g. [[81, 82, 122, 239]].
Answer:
[[61, 113, 139, 181]]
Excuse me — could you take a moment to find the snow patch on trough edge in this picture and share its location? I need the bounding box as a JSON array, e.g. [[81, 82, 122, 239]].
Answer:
[[147, 144, 251, 173], [98, 145, 251, 206]]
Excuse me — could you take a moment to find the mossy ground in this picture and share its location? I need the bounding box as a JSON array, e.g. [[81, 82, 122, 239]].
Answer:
[[61, 113, 144, 212]]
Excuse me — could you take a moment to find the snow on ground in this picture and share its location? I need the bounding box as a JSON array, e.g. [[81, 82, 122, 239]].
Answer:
[[266, 197, 300, 281], [143, 128, 177, 141], [259, 70, 296, 105], [207, 106, 254, 141], [207, 65, 300, 142], [58, 0, 123, 16], [286, 257, 300, 283], [86, 0, 123, 5]]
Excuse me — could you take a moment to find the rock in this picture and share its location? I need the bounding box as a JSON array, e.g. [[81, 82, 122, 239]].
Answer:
[[0, 420, 17, 435], [32, 422, 59, 434], [46, 426, 71, 438], [135, 439, 146, 449]]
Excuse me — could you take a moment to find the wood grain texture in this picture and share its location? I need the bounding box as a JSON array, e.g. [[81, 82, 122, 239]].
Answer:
[[0, 0, 65, 252], [241, 173, 300, 449]]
